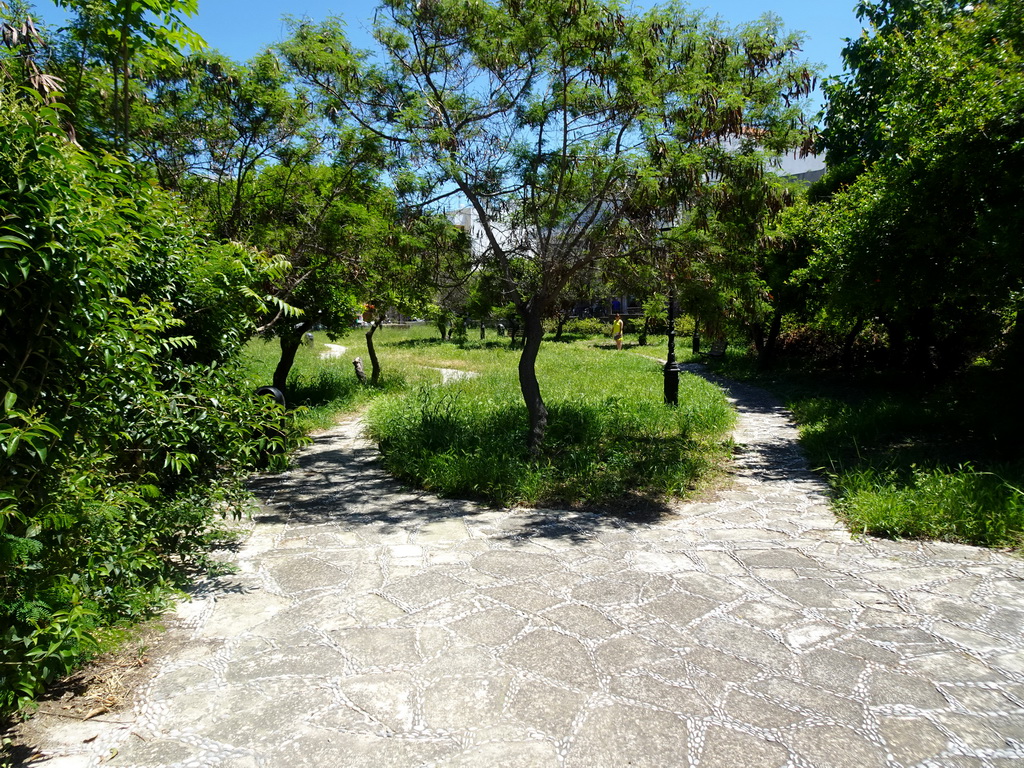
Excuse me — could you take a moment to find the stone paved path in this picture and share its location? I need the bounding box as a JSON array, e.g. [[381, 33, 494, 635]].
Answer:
[[25, 366, 1024, 767]]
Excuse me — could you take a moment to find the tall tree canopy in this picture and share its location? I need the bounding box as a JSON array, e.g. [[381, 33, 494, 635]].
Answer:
[[281, 0, 815, 451], [813, 0, 1024, 373]]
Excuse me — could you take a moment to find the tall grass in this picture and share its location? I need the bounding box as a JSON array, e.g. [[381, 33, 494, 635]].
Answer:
[[836, 464, 1024, 546], [366, 342, 734, 507], [240, 333, 414, 432], [708, 350, 1024, 549]]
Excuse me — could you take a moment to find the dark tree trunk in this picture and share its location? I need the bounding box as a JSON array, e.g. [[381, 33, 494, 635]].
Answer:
[[758, 308, 784, 369], [518, 308, 548, 457], [273, 336, 302, 393], [841, 317, 865, 369], [366, 319, 383, 385], [480, 321, 486, 340], [691, 319, 701, 356]]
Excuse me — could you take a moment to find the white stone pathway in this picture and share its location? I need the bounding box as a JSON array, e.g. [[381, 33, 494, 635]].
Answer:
[[20, 366, 1024, 767]]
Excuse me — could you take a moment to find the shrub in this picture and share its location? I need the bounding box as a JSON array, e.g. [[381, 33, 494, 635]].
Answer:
[[0, 85, 299, 715]]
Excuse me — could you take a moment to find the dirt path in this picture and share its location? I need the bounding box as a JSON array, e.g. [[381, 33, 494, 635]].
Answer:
[[15, 366, 1024, 767]]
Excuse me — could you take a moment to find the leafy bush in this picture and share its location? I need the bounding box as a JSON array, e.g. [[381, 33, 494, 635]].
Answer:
[[0, 85, 300, 715], [783, 380, 1024, 548], [555, 317, 604, 337]]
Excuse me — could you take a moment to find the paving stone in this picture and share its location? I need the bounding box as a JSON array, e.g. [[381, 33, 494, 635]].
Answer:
[[264, 729, 458, 767], [937, 712, 1018, 750], [609, 674, 712, 717], [484, 584, 563, 614], [785, 725, 888, 768], [903, 651, 1003, 683], [504, 629, 599, 687], [381, 571, 470, 610], [451, 606, 529, 646], [866, 670, 948, 709], [19, 372, 1024, 768], [693, 619, 793, 670], [723, 691, 805, 729], [642, 591, 716, 626], [877, 716, 949, 764], [699, 725, 789, 768], [797, 649, 868, 694], [593, 634, 676, 673], [505, 678, 585, 738], [541, 603, 621, 640], [564, 703, 688, 768], [336, 672, 420, 733], [728, 601, 803, 629], [421, 674, 513, 731], [223, 642, 346, 681], [436, 740, 561, 767], [327, 627, 426, 671], [751, 678, 866, 729]]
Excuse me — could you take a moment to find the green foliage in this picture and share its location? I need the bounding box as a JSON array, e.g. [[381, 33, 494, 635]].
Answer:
[[53, 0, 205, 148], [834, 463, 1024, 546], [366, 343, 733, 506], [282, 0, 815, 451], [0, 82, 300, 715], [813, 0, 1024, 373], [744, 364, 1024, 548], [551, 317, 604, 337]]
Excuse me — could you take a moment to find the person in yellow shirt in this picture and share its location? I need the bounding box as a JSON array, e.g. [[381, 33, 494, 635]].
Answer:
[[611, 314, 623, 350]]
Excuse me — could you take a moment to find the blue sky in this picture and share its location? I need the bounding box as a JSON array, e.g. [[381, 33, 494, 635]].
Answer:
[[34, 0, 866, 86]]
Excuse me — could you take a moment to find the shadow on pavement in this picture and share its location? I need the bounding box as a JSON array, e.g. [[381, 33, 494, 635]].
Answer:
[[247, 422, 680, 545]]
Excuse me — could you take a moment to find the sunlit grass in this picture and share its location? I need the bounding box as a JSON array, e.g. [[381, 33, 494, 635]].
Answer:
[[366, 338, 733, 507], [704, 351, 1024, 549], [241, 324, 735, 507]]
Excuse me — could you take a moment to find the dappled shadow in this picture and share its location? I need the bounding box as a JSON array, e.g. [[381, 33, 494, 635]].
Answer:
[[245, 364, 822, 544], [247, 422, 683, 544], [392, 337, 447, 348], [679, 362, 827, 487]]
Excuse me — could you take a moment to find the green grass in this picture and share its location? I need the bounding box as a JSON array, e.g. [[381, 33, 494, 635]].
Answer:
[[242, 325, 735, 509], [705, 349, 1024, 549], [365, 337, 733, 508]]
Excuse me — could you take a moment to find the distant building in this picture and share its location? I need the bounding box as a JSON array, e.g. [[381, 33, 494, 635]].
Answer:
[[774, 150, 826, 184]]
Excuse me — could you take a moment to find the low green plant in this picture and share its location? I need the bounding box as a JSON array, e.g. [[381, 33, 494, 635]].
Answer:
[[712, 351, 1024, 548], [366, 343, 733, 506], [0, 85, 304, 716], [835, 464, 1024, 547]]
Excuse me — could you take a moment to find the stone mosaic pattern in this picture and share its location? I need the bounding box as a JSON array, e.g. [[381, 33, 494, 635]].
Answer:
[[29, 367, 1024, 767]]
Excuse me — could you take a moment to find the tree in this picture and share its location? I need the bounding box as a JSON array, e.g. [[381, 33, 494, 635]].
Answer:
[[134, 44, 420, 394], [814, 0, 1024, 373], [53, 0, 204, 149], [282, 0, 814, 453]]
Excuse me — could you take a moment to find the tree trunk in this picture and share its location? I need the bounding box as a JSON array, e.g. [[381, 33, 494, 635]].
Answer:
[[366, 319, 383, 385], [759, 308, 784, 369], [518, 308, 548, 457], [273, 337, 301, 393], [691, 319, 701, 356], [841, 317, 865, 369], [639, 316, 650, 346]]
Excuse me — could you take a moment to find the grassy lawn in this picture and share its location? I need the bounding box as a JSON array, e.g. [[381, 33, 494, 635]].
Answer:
[[241, 325, 735, 509], [706, 350, 1024, 549]]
